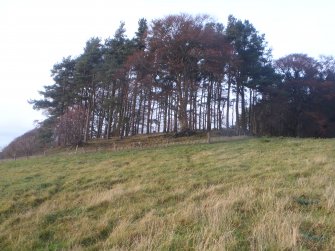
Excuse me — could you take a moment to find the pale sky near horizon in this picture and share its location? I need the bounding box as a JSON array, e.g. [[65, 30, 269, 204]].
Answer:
[[0, 0, 334, 148]]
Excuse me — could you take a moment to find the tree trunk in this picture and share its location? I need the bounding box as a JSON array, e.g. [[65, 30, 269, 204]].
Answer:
[[83, 104, 91, 143], [226, 77, 231, 128], [207, 80, 213, 132], [241, 86, 246, 134], [178, 97, 189, 131], [235, 84, 240, 134], [146, 90, 151, 134]]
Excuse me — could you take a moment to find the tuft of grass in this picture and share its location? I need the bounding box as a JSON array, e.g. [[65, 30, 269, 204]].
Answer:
[[0, 137, 335, 250]]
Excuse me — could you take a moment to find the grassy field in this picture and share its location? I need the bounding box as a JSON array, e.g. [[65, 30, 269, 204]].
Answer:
[[0, 137, 335, 250]]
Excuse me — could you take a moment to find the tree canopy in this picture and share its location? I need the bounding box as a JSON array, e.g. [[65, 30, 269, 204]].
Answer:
[[24, 13, 335, 149]]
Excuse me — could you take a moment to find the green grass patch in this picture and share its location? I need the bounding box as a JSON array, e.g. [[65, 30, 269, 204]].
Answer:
[[1, 137, 335, 250]]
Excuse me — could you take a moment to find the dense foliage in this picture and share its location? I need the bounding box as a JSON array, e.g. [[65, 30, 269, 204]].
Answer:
[[255, 54, 335, 137], [28, 14, 271, 145], [6, 13, 335, 153]]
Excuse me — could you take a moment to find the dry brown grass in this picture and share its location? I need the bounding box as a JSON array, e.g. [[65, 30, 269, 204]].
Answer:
[[0, 137, 335, 250]]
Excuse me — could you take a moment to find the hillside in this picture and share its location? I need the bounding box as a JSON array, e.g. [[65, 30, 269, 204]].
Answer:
[[0, 137, 335, 250]]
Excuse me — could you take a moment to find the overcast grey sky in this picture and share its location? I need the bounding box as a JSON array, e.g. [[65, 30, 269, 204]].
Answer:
[[0, 0, 334, 148]]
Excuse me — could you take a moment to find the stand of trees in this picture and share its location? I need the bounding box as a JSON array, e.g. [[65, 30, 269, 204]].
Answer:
[[24, 13, 335, 147], [255, 54, 335, 137], [0, 122, 53, 159]]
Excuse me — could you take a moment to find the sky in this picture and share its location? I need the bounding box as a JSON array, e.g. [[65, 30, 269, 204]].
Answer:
[[0, 0, 334, 148]]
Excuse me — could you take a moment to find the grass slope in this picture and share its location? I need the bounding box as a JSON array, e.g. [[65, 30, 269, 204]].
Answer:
[[0, 137, 335, 250]]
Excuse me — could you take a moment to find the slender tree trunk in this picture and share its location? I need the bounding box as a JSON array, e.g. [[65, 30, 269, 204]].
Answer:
[[135, 89, 142, 135], [89, 87, 96, 140], [177, 84, 189, 132], [106, 106, 113, 139], [130, 84, 137, 135], [207, 80, 213, 132], [199, 88, 203, 130], [235, 84, 240, 134], [217, 82, 222, 129], [241, 86, 246, 134], [248, 88, 252, 133], [106, 84, 116, 139], [163, 94, 168, 133], [84, 104, 91, 143], [193, 91, 197, 130], [226, 77, 231, 128], [141, 92, 146, 134], [174, 96, 178, 133], [146, 90, 151, 134], [167, 96, 171, 132]]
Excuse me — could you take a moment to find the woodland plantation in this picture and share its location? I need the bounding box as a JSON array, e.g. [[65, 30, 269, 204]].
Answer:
[[3, 14, 335, 157]]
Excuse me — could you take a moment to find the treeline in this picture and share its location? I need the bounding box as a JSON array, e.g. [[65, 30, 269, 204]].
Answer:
[[0, 125, 52, 159], [31, 14, 274, 146], [9, 13, 335, 152], [256, 54, 335, 137]]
